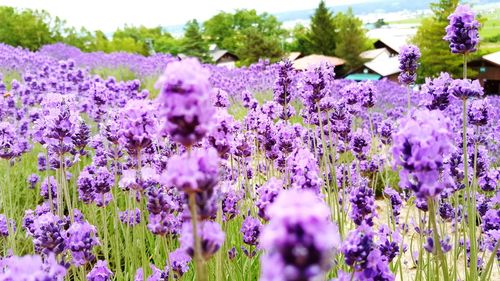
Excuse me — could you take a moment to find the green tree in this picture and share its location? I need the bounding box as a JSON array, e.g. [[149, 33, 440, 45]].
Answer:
[[288, 23, 314, 54], [181, 19, 211, 62], [0, 6, 56, 50], [413, 0, 461, 80], [203, 9, 286, 63], [307, 0, 337, 56], [335, 8, 369, 71], [237, 26, 284, 65]]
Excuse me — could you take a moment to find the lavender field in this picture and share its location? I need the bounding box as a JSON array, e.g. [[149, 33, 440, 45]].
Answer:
[[0, 4, 500, 281]]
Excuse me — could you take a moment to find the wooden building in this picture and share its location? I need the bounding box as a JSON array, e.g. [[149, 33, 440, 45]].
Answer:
[[469, 51, 500, 95], [210, 50, 239, 68]]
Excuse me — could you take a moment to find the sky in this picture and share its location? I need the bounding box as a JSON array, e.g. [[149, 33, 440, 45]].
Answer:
[[0, 0, 372, 32]]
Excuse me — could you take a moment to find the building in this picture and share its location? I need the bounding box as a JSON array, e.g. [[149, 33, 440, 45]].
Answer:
[[286, 52, 303, 62], [345, 36, 408, 81], [468, 51, 500, 95], [372, 37, 408, 55], [292, 54, 345, 76], [209, 49, 239, 68]]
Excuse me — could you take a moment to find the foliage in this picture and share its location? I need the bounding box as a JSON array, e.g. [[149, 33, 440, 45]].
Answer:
[[413, 0, 463, 80], [306, 0, 337, 56], [203, 9, 286, 64], [334, 8, 370, 72], [181, 19, 211, 62], [0, 6, 56, 50]]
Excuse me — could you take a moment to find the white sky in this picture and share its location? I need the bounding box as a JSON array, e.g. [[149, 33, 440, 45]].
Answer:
[[0, 0, 371, 31]]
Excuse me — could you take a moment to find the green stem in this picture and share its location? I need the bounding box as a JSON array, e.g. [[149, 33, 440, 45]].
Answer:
[[428, 199, 450, 281], [189, 192, 207, 281]]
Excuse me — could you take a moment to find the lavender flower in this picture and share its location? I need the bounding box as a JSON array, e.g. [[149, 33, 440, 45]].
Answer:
[[119, 99, 157, 155], [27, 173, 40, 189], [32, 212, 66, 255], [260, 189, 340, 281], [164, 148, 219, 194], [87, 260, 113, 281], [241, 215, 262, 256], [450, 79, 483, 100], [468, 98, 490, 126], [287, 148, 322, 193], [119, 208, 142, 226], [392, 109, 454, 199], [66, 221, 100, 266], [180, 221, 225, 260], [256, 178, 283, 221], [0, 254, 66, 280], [156, 58, 215, 147], [169, 248, 191, 278], [444, 5, 480, 54], [398, 45, 421, 84], [422, 72, 453, 111], [0, 214, 15, 237], [350, 180, 376, 226]]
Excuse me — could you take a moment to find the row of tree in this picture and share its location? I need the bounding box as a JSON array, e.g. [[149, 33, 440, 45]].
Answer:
[[0, 1, 479, 77], [0, 2, 370, 69]]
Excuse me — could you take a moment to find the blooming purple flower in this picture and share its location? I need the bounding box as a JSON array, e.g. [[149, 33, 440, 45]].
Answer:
[[287, 148, 323, 193], [422, 72, 453, 111], [256, 178, 283, 221], [169, 248, 191, 278], [260, 189, 340, 281], [66, 220, 100, 266], [180, 221, 225, 260], [32, 212, 66, 255], [241, 215, 262, 247], [0, 254, 66, 280], [398, 45, 421, 84], [450, 79, 483, 100], [87, 260, 113, 281], [350, 180, 376, 226], [468, 98, 490, 126], [27, 173, 40, 189], [119, 99, 157, 156], [119, 208, 142, 226], [156, 58, 215, 147], [392, 109, 454, 199], [444, 5, 480, 54], [0, 214, 15, 237], [164, 148, 219, 194]]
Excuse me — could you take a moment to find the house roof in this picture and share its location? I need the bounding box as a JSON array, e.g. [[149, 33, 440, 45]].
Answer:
[[292, 54, 345, 70], [287, 52, 302, 61], [364, 56, 400, 77], [360, 48, 390, 60], [483, 51, 500, 66], [373, 37, 408, 54], [210, 50, 238, 62]]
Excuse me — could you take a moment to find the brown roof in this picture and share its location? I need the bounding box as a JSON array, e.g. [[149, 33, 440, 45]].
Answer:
[[292, 54, 345, 70]]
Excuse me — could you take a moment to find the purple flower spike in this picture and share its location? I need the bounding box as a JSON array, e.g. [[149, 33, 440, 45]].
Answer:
[[398, 45, 421, 84], [156, 58, 215, 147], [87, 260, 113, 281], [392, 109, 454, 199], [260, 189, 340, 281], [180, 221, 225, 260], [444, 5, 480, 54]]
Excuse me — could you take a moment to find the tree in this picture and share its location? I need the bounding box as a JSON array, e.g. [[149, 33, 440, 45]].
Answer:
[[237, 27, 284, 65], [288, 23, 314, 54], [181, 19, 211, 62], [413, 0, 462, 80], [374, 18, 387, 28], [0, 6, 56, 50], [203, 9, 286, 64], [335, 8, 369, 71], [307, 1, 337, 56]]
